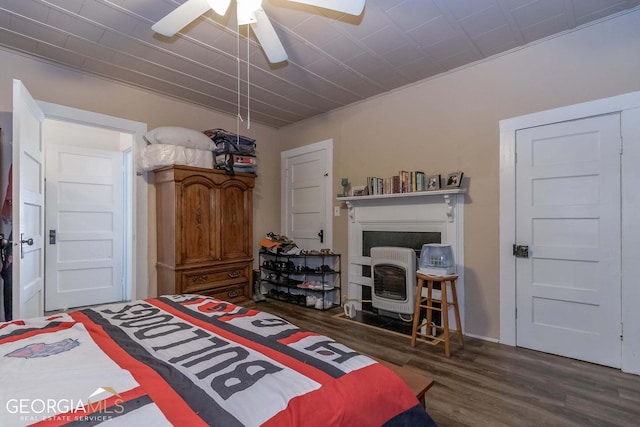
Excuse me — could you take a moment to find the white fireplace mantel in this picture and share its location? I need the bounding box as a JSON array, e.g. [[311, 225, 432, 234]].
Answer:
[[338, 189, 466, 331], [338, 188, 466, 223]]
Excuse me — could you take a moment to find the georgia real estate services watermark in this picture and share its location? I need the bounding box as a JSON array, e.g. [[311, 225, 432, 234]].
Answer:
[[4, 387, 124, 423]]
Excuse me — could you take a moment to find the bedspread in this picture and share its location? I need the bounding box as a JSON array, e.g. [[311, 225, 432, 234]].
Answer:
[[0, 295, 436, 426]]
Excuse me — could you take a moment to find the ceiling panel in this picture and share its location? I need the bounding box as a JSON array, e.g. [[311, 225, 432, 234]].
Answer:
[[385, 0, 442, 31], [47, 9, 106, 42], [0, 0, 637, 128]]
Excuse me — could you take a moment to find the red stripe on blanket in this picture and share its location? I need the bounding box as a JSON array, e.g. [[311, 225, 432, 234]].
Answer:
[[0, 322, 75, 345], [0, 320, 25, 330], [29, 386, 147, 427], [218, 309, 262, 321], [277, 331, 320, 345], [68, 311, 208, 427], [149, 299, 333, 386], [262, 362, 420, 427]]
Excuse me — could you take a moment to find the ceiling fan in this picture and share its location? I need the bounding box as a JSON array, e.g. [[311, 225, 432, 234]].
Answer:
[[152, 0, 365, 64]]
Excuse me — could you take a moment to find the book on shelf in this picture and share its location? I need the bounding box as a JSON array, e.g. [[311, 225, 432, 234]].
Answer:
[[362, 170, 432, 196]]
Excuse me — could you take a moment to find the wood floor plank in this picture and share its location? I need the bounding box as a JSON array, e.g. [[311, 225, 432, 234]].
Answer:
[[257, 300, 640, 427]]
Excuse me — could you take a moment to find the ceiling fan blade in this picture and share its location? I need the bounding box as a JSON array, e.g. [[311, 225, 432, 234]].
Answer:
[[152, 0, 212, 37], [250, 9, 288, 63], [206, 0, 231, 16], [288, 0, 365, 16]]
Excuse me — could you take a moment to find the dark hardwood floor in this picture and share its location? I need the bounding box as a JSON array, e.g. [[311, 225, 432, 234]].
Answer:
[[257, 299, 640, 427]]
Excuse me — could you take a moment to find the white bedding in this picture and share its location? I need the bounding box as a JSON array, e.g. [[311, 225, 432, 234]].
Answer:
[[137, 144, 213, 171]]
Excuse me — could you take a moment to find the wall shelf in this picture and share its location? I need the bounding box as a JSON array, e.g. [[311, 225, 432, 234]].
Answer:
[[337, 187, 465, 203], [338, 188, 466, 223]]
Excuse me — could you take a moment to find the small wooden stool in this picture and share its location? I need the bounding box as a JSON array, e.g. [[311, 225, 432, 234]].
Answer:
[[411, 273, 463, 357]]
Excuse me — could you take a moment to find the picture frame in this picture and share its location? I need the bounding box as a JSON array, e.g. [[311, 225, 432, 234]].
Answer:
[[426, 174, 441, 191], [351, 185, 367, 196], [446, 171, 463, 188]]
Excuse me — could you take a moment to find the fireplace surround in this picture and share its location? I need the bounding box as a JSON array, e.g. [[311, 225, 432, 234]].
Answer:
[[341, 189, 465, 330]]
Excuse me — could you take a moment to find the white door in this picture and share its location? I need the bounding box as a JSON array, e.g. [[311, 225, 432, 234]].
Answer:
[[45, 144, 124, 311], [281, 140, 333, 250], [11, 80, 45, 319], [515, 114, 621, 367]]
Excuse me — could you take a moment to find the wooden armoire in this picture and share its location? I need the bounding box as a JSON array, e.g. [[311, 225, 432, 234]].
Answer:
[[154, 165, 255, 306]]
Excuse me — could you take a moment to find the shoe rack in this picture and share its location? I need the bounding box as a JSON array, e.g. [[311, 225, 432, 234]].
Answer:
[[258, 250, 341, 310]]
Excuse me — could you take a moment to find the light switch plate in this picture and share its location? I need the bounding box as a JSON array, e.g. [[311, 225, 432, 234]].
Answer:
[[334, 206, 340, 216]]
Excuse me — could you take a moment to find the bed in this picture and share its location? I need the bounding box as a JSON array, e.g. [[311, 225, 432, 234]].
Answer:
[[0, 294, 436, 426]]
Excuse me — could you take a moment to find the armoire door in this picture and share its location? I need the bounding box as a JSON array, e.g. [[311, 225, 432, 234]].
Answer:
[[180, 175, 219, 265], [219, 179, 252, 260]]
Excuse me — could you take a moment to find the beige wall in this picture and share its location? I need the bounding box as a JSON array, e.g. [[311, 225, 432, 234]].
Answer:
[[1, 8, 639, 339], [278, 10, 640, 339], [0, 48, 283, 297]]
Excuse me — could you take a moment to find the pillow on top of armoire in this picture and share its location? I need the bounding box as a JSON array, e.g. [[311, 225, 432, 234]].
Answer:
[[144, 126, 214, 151]]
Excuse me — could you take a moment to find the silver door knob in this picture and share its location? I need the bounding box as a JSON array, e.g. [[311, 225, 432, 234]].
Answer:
[[20, 233, 34, 259]]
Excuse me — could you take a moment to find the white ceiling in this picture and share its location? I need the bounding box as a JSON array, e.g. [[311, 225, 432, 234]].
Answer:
[[1, 0, 638, 128]]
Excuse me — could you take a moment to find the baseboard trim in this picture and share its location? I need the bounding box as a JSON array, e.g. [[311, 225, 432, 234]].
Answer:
[[464, 332, 500, 343]]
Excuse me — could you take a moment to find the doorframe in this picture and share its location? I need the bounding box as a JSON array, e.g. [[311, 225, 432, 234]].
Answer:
[[37, 101, 148, 302], [280, 139, 333, 249], [499, 90, 640, 374]]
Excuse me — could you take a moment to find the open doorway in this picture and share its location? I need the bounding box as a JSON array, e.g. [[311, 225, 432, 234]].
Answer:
[[6, 80, 148, 320]]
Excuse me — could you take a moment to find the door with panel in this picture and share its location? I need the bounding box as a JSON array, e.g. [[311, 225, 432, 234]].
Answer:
[[281, 140, 332, 250], [45, 144, 124, 311], [11, 80, 45, 319], [515, 114, 621, 367]]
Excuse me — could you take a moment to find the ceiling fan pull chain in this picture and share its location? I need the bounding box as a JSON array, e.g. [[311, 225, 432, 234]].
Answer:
[[236, 18, 242, 139], [247, 24, 251, 129]]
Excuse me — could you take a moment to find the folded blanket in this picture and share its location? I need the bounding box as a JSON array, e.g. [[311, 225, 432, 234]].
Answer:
[[137, 144, 213, 171]]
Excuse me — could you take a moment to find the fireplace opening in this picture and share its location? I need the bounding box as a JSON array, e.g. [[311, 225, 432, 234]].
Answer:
[[373, 264, 408, 301]]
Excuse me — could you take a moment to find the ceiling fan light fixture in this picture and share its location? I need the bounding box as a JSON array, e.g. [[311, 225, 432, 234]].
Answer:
[[237, 0, 263, 25], [206, 0, 232, 16]]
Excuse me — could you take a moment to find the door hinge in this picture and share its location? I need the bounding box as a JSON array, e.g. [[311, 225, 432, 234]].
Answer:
[[515, 307, 517, 319], [620, 322, 624, 341]]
